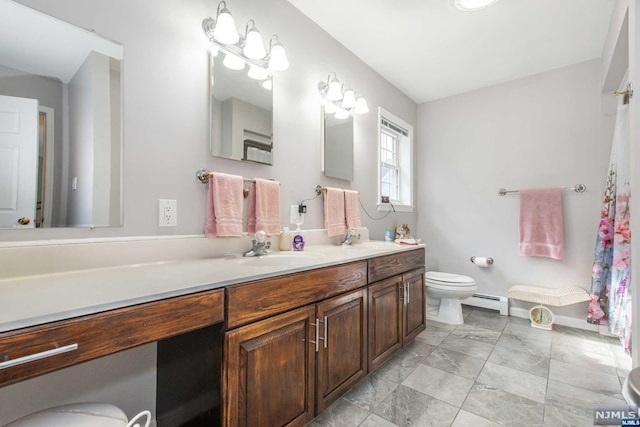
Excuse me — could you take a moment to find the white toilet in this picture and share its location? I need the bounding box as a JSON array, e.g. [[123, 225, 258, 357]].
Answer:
[[425, 271, 477, 325]]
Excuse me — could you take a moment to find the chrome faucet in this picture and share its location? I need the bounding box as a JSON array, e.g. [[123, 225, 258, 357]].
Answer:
[[243, 230, 271, 257], [341, 227, 361, 246]]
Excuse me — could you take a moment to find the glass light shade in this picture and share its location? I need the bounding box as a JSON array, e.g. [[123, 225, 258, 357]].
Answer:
[[248, 65, 269, 80], [326, 80, 343, 101], [223, 52, 245, 70], [335, 107, 350, 120], [268, 41, 289, 71], [213, 9, 239, 44], [453, 0, 499, 11], [354, 96, 369, 114], [243, 28, 267, 59], [260, 78, 272, 91], [341, 88, 356, 109], [324, 101, 337, 114]]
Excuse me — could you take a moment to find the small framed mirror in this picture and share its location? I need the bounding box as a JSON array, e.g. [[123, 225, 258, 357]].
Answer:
[[322, 106, 354, 181], [209, 54, 273, 165]]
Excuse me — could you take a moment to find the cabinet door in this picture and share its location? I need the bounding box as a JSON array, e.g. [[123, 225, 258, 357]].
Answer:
[[368, 276, 402, 371], [403, 268, 426, 344], [316, 289, 368, 413], [223, 305, 315, 427]]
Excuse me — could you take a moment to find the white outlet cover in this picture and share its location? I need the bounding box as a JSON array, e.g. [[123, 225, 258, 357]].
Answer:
[[290, 205, 303, 226], [159, 199, 177, 227]]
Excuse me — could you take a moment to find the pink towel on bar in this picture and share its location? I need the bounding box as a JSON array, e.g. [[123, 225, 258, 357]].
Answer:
[[519, 188, 564, 260], [205, 172, 244, 238], [247, 178, 281, 235], [324, 187, 347, 237], [344, 190, 362, 228]]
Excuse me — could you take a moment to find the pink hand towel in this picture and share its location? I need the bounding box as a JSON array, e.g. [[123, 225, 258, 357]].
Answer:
[[519, 188, 564, 260], [344, 190, 362, 228], [324, 187, 347, 237], [205, 172, 244, 238], [247, 178, 281, 235]]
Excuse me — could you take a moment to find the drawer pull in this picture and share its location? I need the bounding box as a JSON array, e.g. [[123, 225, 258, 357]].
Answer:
[[0, 344, 78, 370]]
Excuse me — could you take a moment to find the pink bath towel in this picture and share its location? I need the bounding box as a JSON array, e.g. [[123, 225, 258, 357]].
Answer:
[[247, 178, 281, 235], [324, 187, 347, 237], [519, 188, 564, 260], [205, 172, 244, 237], [344, 190, 362, 228]]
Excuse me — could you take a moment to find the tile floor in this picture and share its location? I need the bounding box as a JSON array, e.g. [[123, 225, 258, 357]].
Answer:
[[306, 306, 632, 427]]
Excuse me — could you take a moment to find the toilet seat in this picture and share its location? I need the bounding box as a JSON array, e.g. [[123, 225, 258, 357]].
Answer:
[[426, 281, 477, 292], [425, 271, 475, 284]]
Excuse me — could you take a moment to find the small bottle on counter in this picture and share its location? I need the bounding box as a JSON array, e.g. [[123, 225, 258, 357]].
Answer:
[[292, 229, 305, 251], [280, 227, 292, 251], [385, 228, 393, 242]]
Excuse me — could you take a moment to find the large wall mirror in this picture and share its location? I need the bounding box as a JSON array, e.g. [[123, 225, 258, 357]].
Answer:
[[0, 0, 123, 229], [322, 106, 354, 181], [209, 54, 273, 165]]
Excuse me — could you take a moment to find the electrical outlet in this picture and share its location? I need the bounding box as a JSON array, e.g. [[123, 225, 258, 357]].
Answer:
[[290, 204, 303, 227], [159, 199, 177, 227]]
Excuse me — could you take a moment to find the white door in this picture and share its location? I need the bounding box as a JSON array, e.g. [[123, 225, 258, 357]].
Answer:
[[0, 95, 38, 228]]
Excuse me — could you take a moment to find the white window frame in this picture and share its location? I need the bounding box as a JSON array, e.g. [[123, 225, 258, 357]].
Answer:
[[377, 108, 414, 212]]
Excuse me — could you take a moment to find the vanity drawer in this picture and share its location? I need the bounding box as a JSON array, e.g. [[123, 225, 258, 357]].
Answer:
[[226, 261, 367, 329], [368, 248, 425, 283], [0, 289, 224, 387]]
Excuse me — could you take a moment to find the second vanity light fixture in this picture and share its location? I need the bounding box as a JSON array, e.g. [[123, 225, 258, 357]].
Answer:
[[318, 72, 369, 119], [203, 1, 289, 81]]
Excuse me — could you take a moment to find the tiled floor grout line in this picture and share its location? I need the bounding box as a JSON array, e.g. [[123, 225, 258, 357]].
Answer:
[[309, 307, 631, 427]]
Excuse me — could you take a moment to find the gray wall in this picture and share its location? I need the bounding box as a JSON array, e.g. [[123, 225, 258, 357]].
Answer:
[[416, 59, 606, 319], [3, 0, 418, 242]]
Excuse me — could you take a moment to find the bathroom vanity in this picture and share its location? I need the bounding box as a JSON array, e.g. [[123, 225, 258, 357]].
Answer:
[[0, 240, 425, 426]]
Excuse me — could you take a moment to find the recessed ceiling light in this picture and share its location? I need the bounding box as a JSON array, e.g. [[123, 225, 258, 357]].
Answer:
[[452, 0, 500, 11]]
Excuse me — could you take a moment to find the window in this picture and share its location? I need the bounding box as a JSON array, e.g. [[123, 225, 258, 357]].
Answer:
[[378, 108, 413, 211]]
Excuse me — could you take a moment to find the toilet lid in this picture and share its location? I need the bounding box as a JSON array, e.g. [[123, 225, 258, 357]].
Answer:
[[425, 271, 475, 284]]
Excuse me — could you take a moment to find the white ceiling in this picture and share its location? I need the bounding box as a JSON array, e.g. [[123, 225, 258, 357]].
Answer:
[[287, 0, 614, 103]]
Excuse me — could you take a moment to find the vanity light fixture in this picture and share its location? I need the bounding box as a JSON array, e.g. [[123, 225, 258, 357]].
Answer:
[[318, 73, 368, 119], [267, 36, 289, 71], [243, 20, 267, 59], [452, 0, 500, 11], [211, 1, 239, 44], [354, 93, 369, 114], [260, 78, 272, 91], [341, 86, 356, 109], [203, 1, 289, 76], [248, 64, 269, 80], [223, 52, 245, 70]]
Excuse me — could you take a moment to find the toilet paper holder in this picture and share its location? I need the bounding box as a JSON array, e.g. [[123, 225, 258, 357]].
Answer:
[[470, 256, 494, 265]]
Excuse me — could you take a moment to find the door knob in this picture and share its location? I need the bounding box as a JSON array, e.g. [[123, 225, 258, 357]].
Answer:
[[17, 217, 30, 225]]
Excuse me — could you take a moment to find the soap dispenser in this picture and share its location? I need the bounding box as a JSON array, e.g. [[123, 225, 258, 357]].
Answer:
[[280, 227, 292, 251], [292, 225, 305, 251]]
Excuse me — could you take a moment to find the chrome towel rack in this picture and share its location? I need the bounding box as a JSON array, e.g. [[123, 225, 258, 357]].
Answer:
[[497, 184, 586, 196]]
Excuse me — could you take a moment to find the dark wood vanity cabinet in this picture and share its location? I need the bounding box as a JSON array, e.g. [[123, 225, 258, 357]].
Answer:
[[367, 250, 426, 371], [315, 288, 368, 413], [223, 306, 317, 427], [223, 262, 369, 427], [222, 249, 426, 427], [223, 288, 368, 427]]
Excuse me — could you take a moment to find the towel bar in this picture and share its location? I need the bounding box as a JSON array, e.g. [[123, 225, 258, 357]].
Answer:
[[498, 184, 586, 196]]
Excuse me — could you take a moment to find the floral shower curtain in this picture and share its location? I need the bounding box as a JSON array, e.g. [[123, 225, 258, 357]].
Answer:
[[589, 104, 631, 353]]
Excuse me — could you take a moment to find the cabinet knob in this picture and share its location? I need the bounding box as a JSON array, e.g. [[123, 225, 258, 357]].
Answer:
[[17, 216, 30, 225]]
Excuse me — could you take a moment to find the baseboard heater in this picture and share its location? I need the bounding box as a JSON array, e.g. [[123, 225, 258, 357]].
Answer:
[[461, 293, 509, 315]]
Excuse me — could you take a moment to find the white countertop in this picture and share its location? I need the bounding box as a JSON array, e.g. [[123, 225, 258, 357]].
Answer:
[[0, 241, 424, 333]]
